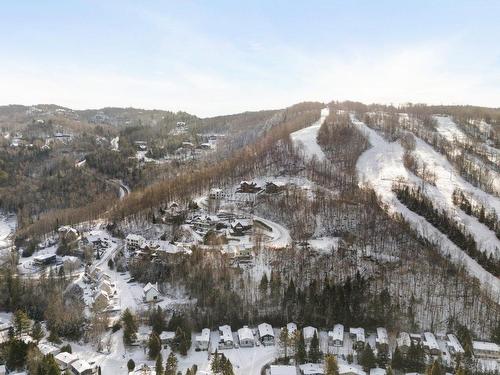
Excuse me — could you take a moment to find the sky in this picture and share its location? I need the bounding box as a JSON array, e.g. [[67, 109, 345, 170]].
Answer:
[[0, 0, 499, 117]]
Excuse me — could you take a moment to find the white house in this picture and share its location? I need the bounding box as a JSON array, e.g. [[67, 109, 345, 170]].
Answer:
[[70, 359, 94, 375], [209, 188, 226, 200], [376, 327, 389, 353], [397, 332, 411, 354], [338, 364, 366, 375], [270, 365, 297, 375], [369, 368, 386, 375], [328, 324, 344, 346], [238, 326, 255, 347], [300, 363, 325, 375], [160, 331, 175, 346], [446, 334, 465, 357], [195, 328, 211, 350], [99, 279, 116, 296], [126, 234, 145, 250], [55, 351, 78, 371], [303, 326, 318, 347], [218, 325, 234, 349], [94, 290, 110, 307], [349, 327, 366, 349], [38, 343, 60, 356], [286, 322, 298, 336], [0, 365, 6, 375], [143, 282, 160, 303], [423, 332, 440, 356], [258, 323, 275, 346], [472, 341, 500, 359]]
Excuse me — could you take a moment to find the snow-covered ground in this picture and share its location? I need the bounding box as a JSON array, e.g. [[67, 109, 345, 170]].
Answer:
[[291, 107, 330, 161], [111, 136, 119, 151], [0, 213, 16, 250], [351, 114, 500, 296], [434, 115, 467, 144]]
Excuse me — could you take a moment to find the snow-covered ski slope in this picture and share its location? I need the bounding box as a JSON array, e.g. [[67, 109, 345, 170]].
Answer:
[[291, 107, 330, 161], [351, 114, 500, 296]]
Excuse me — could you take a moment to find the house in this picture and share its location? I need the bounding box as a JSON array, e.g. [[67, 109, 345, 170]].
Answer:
[[300, 363, 324, 375], [160, 331, 175, 346], [237, 181, 261, 193], [285, 322, 298, 338], [258, 323, 275, 346], [94, 290, 110, 307], [209, 188, 226, 200], [338, 364, 366, 375], [70, 359, 94, 375], [270, 365, 298, 375], [396, 332, 411, 354], [58, 226, 80, 242], [369, 369, 386, 375], [33, 253, 57, 266], [0, 365, 5, 375], [409, 333, 422, 344], [126, 234, 145, 251], [472, 341, 500, 359], [349, 327, 366, 349], [303, 326, 318, 347], [230, 219, 253, 236], [38, 343, 60, 356], [376, 328, 389, 354], [238, 326, 255, 347], [422, 332, 440, 356], [0, 320, 12, 345], [55, 351, 78, 371], [143, 282, 160, 303], [99, 280, 116, 296], [446, 334, 465, 357], [265, 181, 285, 194], [328, 324, 344, 346], [195, 328, 211, 350], [218, 325, 234, 349]]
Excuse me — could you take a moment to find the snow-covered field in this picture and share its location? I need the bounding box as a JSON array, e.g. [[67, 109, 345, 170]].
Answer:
[[351, 114, 500, 296], [291, 107, 330, 161]]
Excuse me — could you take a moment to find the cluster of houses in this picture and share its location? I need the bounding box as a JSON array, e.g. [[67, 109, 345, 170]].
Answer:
[[125, 234, 188, 262], [83, 267, 118, 311], [46, 346, 97, 375]]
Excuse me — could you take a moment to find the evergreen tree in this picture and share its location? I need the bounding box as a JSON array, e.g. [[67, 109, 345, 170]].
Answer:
[[278, 327, 291, 362], [325, 354, 339, 375], [308, 331, 322, 363], [165, 352, 178, 375], [359, 343, 376, 371], [295, 330, 307, 364], [493, 320, 500, 344], [386, 366, 394, 375], [121, 308, 137, 345], [31, 321, 45, 343], [127, 359, 135, 372], [155, 353, 163, 375], [13, 309, 31, 337], [391, 346, 404, 370], [148, 332, 161, 360]]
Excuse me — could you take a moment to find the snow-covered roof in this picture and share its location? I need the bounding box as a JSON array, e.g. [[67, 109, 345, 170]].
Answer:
[[370, 369, 386, 375], [219, 325, 233, 343], [286, 322, 297, 334], [329, 324, 344, 341], [258, 323, 274, 338], [38, 343, 59, 356], [423, 332, 439, 350], [196, 328, 210, 343], [71, 359, 93, 374], [350, 327, 365, 342], [397, 332, 411, 347], [473, 341, 500, 352], [303, 326, 318, 341], [447, 334, 465, 354], [55, 351, 78, 365], [33, 253, 56, 261], [143, 282, 159, 294], [238, 326, 254, 342], [300, 363, 324, 374], [270, 365, 297, 375], [376, 327, 388, 345], [160, 331, 175, 341], [339, 364, 366, 375]]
